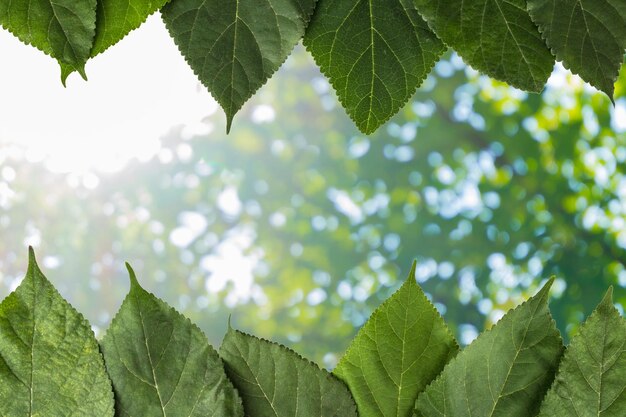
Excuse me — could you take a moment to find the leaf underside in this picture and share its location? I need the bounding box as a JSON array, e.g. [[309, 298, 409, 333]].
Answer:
[[303, 0, 445, 135], [416, 279, 564, 417], [414, 0, 554, 92], [0, 248, 114, 416], [100, 264, 243, 417], [220, 327, 358, 417], [333, 262, 458, 417], [527, 0, 626, 99], [539, 287, 626, 416], [0, 0, 96, 77], [161, 0, 318, 132]]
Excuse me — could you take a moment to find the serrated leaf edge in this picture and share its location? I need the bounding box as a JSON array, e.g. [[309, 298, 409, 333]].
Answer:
[[334, 260, 459, 374], [0, 3, 97, 82], [12, 247, 116, 416], [161, 0, 319, 133], [100, 263, 244, 414], [62, 0, 176, 84], [526, 1, 617, 101], [536, 286, 621, 416], [302, 6, 446, 135], [416, 277, 563, 414], [222, 324, 358, 416], [413, 3, 552, 93], [93, 0, 175, 59], [333, 260, 458, 417]]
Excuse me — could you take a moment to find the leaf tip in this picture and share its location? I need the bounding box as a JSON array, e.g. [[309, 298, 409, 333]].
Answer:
[[60, 65, 73, 87], [27, 246, 38, 273], [600, 286, 614, 308], [535, 276, 555, 301], [356, 117, 381, 135], [226, 116, 234, 134], [596, 80, 615, 105], [125, 262, 140, 290], [409, 259, 417, 279], [77, 66, 89, 82], [60, 63, 88, 86]]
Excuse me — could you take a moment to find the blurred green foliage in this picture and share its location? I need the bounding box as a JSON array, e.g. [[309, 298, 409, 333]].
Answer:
[[1, 47, 625, 366]]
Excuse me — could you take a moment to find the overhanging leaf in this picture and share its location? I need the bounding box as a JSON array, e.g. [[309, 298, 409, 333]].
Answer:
[[303, 0, 446, 135], [161, 0, 317, 133], [100, 264, 242, 417], [220, 326, 358, 416], [0, 248, 114, 416], [416, 278, 564, 417], [527, 0, 626, 99], [414, 0, 554, 92], [538, 287, 626, 416], [0, 0, 97, 77], [333, 262, 458, 417], [60, 0, 173, 84]]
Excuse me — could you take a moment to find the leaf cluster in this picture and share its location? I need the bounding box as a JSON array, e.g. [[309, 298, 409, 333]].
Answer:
[[2, 249, 626, 416], [1, 0, 624, 134]]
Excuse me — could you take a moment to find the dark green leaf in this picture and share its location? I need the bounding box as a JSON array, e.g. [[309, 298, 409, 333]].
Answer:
[[527, 0, 626, 99], [60, 0, 173, 84], [333, 262, 458, 417], [100, 264, 242, 417], [0, 0, 96, 78], [303, 0, 445, 134], [416, 279, 563, 417], [220, 326, 357, 417], [161, 0, 317, 132], [538, 287, 626, 416], [0, 248, 114, 416], [93, 0, 171, 57], [414, 0, 554, 91]]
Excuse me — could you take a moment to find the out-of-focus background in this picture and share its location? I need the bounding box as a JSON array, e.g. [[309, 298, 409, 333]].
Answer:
[[1, 16, 626, 367]]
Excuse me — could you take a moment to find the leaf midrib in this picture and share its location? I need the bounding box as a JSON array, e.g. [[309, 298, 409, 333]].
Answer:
[[395, 294, 411, 417], [365, 0, 375, 133], [29, 276, 36, 416], [485, 297, 543, 417], [228, 0, 241, 117], [577, 1, 606, 88], [137, 301, 167, 417], [597, 316, 607, 416], [492, 0, 533, 79]]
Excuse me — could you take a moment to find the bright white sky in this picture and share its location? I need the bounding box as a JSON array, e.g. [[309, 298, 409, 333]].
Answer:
[[0, 16, 265, 301], [0, 15, 218, 174]]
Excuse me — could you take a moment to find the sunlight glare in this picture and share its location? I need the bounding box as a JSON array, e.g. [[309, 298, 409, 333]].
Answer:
[[0, 15, 218, 175]]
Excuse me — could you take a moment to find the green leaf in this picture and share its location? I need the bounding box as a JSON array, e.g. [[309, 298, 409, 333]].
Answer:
[[220, 326, 358, 417], [416, 278, 564, 417], [333, 262, 458, 417], [527, 0, 626, 99], [303, 0, 445, 135], [92, 0, 172, 57], [0, 0, 96, 77], [60, 0, 172, 84], [100, 264, 243, 417], [0, 248, 114, 416], [414, 0, 554, 92], [161, 0, 317, 133], [538, 287, 626, 416]]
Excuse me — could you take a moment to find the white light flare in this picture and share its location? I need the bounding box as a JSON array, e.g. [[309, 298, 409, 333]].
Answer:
[[0, 15, 218, 175]]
